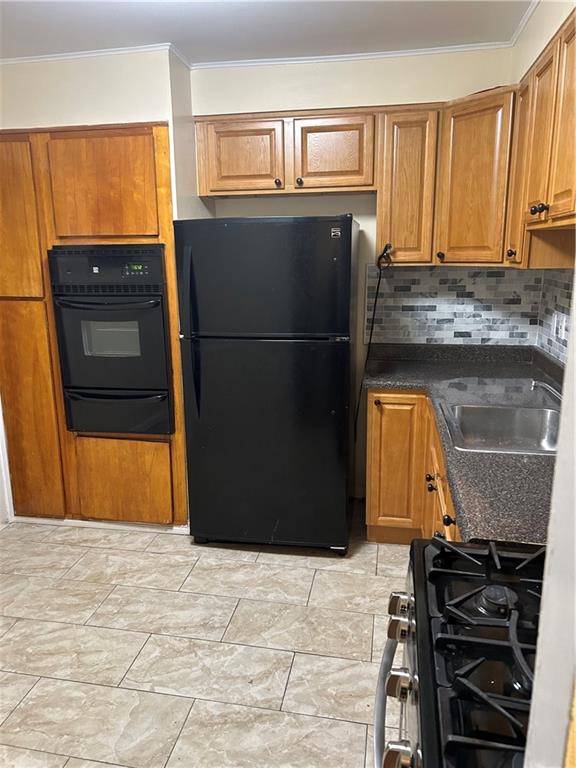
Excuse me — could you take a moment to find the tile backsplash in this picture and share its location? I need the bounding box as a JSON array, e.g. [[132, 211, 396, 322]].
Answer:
[[365, 267, 573, 365]]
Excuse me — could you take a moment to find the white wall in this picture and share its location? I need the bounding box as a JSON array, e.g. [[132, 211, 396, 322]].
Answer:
[[509, 0, 574, 82], [0, 49, 172, 129], [525, 273, 575, 768], [0, 397, 14, 524]]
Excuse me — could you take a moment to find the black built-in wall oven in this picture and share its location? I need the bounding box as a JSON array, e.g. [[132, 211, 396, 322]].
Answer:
[[49, 245, 173, 434]]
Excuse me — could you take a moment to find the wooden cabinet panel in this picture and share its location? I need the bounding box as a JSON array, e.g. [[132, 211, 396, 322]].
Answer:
[[0, 301, 65, 517], [377, 111, 437, 262], [504, 80, 532, 265], [548, 18, 576, 220], [293, 115, 374, 188], [525, 42, 560, 224], [366, 390, 427, 543], [47, 129, 159, 236], [0, 138, 44, 297], [200, 119, 285, 192], [75, 437, 172, 524], [435, 91, 513, 263], [424, 404, 459, 541]]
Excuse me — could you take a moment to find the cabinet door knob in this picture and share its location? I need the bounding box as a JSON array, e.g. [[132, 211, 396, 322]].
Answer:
[[427, 483, 438, 492], [529, 204, 539, 215], [274, 178, 282, 187], [443, 514, 456, 526], [436, 251, 446, 261], [374, 399, 382, 406], [506, 249, 517, 259], [296, 177, 304, 186], [425, 473, 434, 482], [537, 202, 549, 213]]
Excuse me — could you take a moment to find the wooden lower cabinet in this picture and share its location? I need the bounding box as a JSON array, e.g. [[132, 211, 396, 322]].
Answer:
[[75, 437, 172, 524], [366, 389, 460, 543], [0, 301, 65, 517]]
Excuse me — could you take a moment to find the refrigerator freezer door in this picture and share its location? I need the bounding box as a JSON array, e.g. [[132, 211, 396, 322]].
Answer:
[[175, 216, 352, 338], [181, 338, 350, 548]]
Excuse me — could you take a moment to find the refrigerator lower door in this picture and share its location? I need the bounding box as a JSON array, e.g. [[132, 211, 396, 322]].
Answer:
[[181, 338, 350, 548]]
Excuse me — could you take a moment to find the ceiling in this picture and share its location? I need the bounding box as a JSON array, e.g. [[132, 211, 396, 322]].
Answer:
[[0, 0, 536, 66]]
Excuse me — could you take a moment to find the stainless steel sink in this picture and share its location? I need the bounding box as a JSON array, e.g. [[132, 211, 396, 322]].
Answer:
[[440, 402, 560, 455]]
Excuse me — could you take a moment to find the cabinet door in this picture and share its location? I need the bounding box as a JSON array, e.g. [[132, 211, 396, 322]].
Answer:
[[293, 115, 374, 188], [0, 301, 65, 517], [435, 91, 513, 263], [525, 42, 560, 224], [75, 437, 172, 523], [548, 18, 576, 220], [0, 137, 44, 297], [377, 111, 437, 263], [47, 128, 159, 236], [503, 80, 532, 265], [366, 391, 427, 544], [201, 120, 285, 192]]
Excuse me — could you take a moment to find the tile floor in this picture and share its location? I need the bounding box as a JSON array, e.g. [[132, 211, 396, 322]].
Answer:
[[0, 515, 409, 768]]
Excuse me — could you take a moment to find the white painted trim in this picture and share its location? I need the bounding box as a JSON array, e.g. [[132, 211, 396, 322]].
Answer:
[[0, 397, 15, 524], [509, 0, 540, 46], [9, 515, 190, 535], [0, 42, 173, 66]]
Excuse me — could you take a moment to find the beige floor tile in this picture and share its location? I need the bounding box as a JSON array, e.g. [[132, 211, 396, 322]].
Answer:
[[371, 615, 406, 664], [88, 585, 237, 640], [0, 672, 38, 724], [282, 653, 380, 725], [365, 725, 402, 768], [0, 542, 87, 579], [224, 599, 373, 661], [0, 678, 191, 768], [63, 549, 197, 590], [257, 539, 378, 575], [180, 560, 313, 604], [0, 615, 17, 637], [377, 544, 410, 578], [0, 745, 67, 768], [0, 619, 148, 685], [66, 760, 128, 768], [309, 571, 406, 615], [145, 534, 259, 561], [166, 700, 367, 768], [43, 526, 158, 551], [0, 524, 57, 544], [0, 575, 112, 624], [122, 634, 292, 709]]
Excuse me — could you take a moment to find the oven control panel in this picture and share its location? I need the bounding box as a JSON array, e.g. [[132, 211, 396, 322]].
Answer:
[[49, 245, 165, 287], [122, 262, 151, 278]]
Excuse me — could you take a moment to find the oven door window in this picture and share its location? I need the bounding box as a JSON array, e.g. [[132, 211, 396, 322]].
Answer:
[[81, 320, 141, 358]]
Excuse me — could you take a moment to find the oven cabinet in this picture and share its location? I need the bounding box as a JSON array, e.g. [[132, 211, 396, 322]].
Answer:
[[366, 390, 428, 544], [424, 404, 460, 541], [0, 301, 66, 517], [45, 127, 159, 237], [74, 437, 172, 524]]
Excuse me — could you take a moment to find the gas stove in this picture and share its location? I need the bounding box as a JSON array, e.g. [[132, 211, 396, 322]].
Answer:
[[374, 535, 545, 768]]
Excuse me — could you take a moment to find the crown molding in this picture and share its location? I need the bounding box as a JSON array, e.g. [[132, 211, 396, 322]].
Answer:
[[0, 43, 173, 66], [509, 0, 540, 46]]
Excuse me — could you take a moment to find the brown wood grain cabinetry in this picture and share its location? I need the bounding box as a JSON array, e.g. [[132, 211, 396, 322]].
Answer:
[[0, 301, 65, 517], [75, 437, 172, 524], [293, 115, 374, 188], [46, 127, 159, 237], [366, 390, 428, 544], [424, 404, 460, 541], [504, 79, 532, 265], [198, 119, 285, 193], [377, 110, 437, 262], [0, 137, 44, 297], [434, 89, 514, 264]]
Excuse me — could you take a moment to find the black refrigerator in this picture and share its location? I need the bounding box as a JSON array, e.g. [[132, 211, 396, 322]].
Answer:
[[174, 215, 356, 551]]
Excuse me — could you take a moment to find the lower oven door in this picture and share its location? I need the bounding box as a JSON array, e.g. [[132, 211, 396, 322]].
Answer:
[[53, 296, 169, 390], [64, 389, 172, 434]]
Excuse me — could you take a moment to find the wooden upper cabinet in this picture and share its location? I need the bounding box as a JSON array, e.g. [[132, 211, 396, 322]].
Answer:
[[504, 79, 532, 265], [377, 110, 437, 263], [0, 137, 44, 297], [548, 17, 576, 220], [199, 119, 285, 193], [0, 301, 65, 518], [293, 115, 374, 188], [47, 128, 159, 237], [524, 41, 560, 224], [434, 90, 513, 263]]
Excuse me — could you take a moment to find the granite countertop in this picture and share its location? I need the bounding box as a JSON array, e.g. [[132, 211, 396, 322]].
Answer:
[[363, 345, 564, 544]]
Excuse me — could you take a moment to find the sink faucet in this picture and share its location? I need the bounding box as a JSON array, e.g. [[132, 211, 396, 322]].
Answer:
[[531, 379, 562, 403]]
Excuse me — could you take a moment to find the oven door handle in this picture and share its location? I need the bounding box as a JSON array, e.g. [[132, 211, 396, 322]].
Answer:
[[374, 637, 399, 768], [66, 392, 167, 402], [54, 298, 161, 311]]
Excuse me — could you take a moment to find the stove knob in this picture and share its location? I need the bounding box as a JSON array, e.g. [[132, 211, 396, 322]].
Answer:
[[383, 739, 414, 768], [388, 591, 412, 616], [385, 667, 413, 701], [387, 616, 411, 642]]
